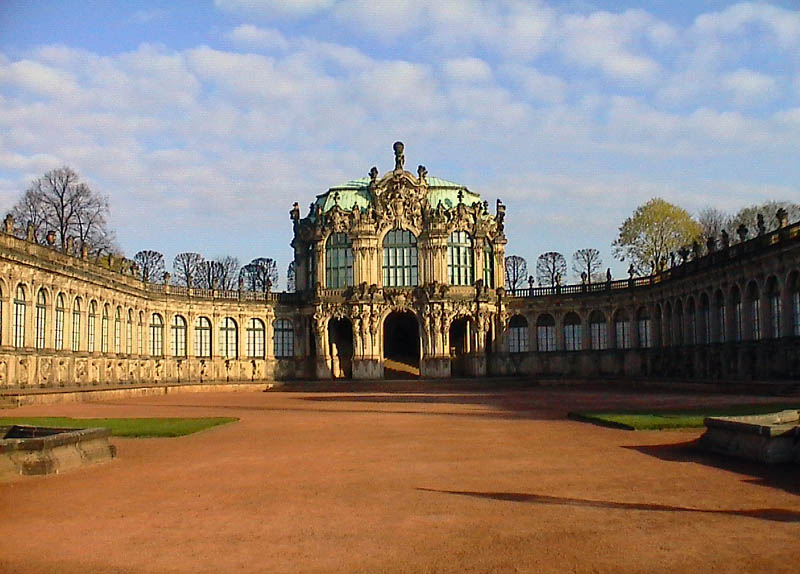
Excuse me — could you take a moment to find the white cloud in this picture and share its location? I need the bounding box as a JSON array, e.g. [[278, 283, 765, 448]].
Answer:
[[722, 68, 778, 105], [443, 57, 492, 83], [693, 2, 800, 50], [228, 24, 289, 51], [214, 0, 335, 18], [501, 65, 566, 103]]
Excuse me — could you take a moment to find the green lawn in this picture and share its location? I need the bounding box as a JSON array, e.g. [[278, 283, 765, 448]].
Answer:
[[568, 404, 800, 430], [0, 416, 238, 437]]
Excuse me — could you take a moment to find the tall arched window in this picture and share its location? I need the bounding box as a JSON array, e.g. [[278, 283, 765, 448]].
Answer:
[[686, 299, 696, 345], [126, 309, 133, 354], [219, 317, 238, 359], [114, 307, 121, 353], [731, 287, 742, 342], [483, 243, 494, 288], [137, 312, 144, 355], [508, 315, 529, 353], [448, 230, 474, 286], [563, 312, 582, 351], [637, 308, 652, 348], [72, 297, 82, 352], [589, 311, 607, 350], [537, 314, 555, 352], [273, 319, 294, 358], [14, 285, 26, 348], [171, 315, 187, 357], [614, 310, 631, 349], [194, 317, 211, 358], [88, 301, 97, 352], [55, 294, 65, 350], [790, 272, 800, 337], [101, 304, 109, 353], [714, 291, 726, 343], [246, 318, 265, 358], [382, 229, 418, 287], [35, 289, 47, 349], [766, 277, 781, 339], [747, 281, 760, 341], [150, 313, 163, 356], [700, 294, 711, 344], [325, 233, 353, 289]]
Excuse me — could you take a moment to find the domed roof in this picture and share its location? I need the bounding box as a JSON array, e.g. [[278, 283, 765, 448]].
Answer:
[[314, 175, 482, 214]]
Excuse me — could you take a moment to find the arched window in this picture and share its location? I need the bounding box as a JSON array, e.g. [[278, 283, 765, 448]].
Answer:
[[126, 309, 133, 354], [508, 315, 529, 353], [171, 315, 187, 357], [35, 289, 47, 349], [55, 294, 65, 350], [448, 230, 474, 286], [614, 310, 631, 349], [747, 281, 760, 341], [766, 277, 781, 339], [137, 312, 144, 355], [790, 272, 800, 337], [88, 300, 97, 352], [150, 313, 163, 356], [114, 307, 121, 353], [537, 314, 555, 352], [273, 319, 294, 358], [101, 304, 109, 353], [325, 233, 353, 289], [194, 317, 211, 358], [686, 298, 696, 345], [731, 287, 743, 342], [246, 318, 265, 358], [483, 243, 494, 288], [14, 285, 26, 348], [72, 298, 82, 352], [382, 229, 418, 287], [563, 312, 582, 351], [637, 308, 652, 348], [219, 317, 238, 359], [589, 310, 607, 350], [714, 291, 726, 343]]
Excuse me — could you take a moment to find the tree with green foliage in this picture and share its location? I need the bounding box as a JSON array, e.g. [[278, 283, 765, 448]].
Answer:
[[612, 198, 701, 275]]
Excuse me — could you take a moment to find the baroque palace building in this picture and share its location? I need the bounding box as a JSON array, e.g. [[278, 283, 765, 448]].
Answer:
[[0, 142, 798, 389]]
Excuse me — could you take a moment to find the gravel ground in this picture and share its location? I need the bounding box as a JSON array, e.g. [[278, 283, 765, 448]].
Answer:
[[1, 387, 798, 573]]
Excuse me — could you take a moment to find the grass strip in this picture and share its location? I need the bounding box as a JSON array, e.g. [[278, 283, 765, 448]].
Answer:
[[568, 403, 800, 431], [0, 416, 238, 437]]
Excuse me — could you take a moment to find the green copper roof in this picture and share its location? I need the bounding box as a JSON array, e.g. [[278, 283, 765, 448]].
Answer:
[[316, 175, 481, 213]]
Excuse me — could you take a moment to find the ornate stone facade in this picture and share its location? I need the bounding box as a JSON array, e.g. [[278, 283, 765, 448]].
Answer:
[[0, 143, 797, 389]]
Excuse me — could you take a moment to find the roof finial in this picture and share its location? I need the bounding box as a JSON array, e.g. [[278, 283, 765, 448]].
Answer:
[[393, 141, 404, 171]]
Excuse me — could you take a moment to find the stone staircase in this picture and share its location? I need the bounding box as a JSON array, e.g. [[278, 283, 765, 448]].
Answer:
[[383, 358, 420, 379]]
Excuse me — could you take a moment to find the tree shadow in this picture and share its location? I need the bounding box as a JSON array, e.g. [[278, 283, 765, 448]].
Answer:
[[624, 440, 800, 496], [418, 487, 800, 523]]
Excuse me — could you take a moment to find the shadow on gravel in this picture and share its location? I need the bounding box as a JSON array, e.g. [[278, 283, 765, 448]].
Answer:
[[418, 488, 800, 523], [624, 440, 800, 497]]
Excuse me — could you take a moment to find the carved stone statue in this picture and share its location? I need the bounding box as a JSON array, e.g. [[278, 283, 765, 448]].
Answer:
[[417, 164, 427, 183], [756, 213, 765, 235], [720, 229, 730, 248], [3, 214, 13, 234], [369, 166, 378, 183], [393, 141, 404, 171], [736, 223, 748, 242], [776, 207, 788, 228]]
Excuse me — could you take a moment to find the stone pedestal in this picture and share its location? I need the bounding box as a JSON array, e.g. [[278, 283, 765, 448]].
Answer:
[[315, 356, 333, 380], [464, 354, 487, 377], [420, 357, 450, 378], [352, 359, 382, 380]]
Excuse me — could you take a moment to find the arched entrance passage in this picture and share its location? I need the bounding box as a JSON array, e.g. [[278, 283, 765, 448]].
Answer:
[[328, 317, 353, 379], [383, 311, 420, 378], [449, 316, 471, 377]]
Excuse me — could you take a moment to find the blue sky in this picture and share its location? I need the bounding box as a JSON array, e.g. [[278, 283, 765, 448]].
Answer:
[[1, 1, 799, 287]]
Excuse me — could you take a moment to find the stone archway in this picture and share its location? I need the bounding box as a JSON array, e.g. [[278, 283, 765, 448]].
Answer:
[[449, 316, 471, 377], [383, 311, 420, 379], [328, 317, 353, 379]]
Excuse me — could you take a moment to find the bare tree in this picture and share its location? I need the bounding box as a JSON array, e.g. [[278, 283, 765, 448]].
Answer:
[[536, 252, 567, 287], [172, 252, 204, 287], [10, 166, 116, 254], [572, 248, 602, 283], [287, 261, 296, 293], [133, 250, 165, 283], [240, 257, 278, 293], [697, 206, 730, 238], [197, 256, 240, 290], [504, 255, 528, 292]]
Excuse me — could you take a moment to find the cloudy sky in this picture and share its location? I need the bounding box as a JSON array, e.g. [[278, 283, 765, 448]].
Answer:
[[1, 1, 799, 287]]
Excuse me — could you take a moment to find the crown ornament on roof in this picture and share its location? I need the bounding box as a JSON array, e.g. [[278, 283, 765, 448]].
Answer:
[[393, 141, 404, 171]]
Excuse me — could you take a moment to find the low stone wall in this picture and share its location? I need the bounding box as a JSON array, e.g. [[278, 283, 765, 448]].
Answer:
[[0, 426, 116, 480], [699, 410, 800, 464]]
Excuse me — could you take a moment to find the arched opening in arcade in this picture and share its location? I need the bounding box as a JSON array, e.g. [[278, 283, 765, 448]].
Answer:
[[449, 316, 472, 377], [382, 311, 420, 378], [328, 317, 353, 379]]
